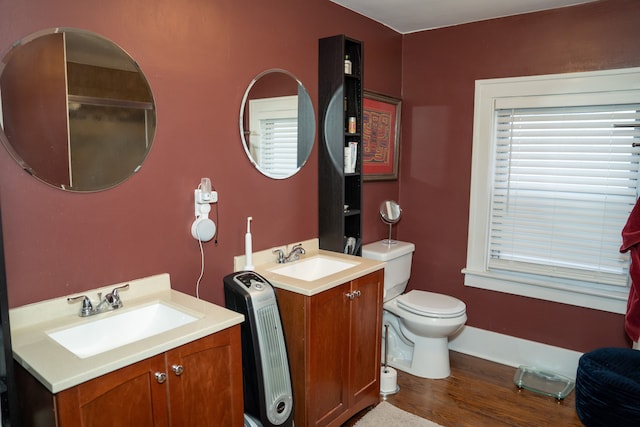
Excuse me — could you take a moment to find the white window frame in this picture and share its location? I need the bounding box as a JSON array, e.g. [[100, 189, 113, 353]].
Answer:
[[463, 67, 640, 314]]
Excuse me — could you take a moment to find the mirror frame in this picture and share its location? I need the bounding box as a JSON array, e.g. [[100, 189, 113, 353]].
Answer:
[[0, 27, 157, 192], [380, 200, 402, 224], [239, 68, 315, 179]]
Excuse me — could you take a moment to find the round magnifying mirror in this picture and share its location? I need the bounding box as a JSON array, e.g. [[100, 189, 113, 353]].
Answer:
[[239, 69, 315, 179], [380, 200, 402, 224], [0, 28, 156, 192], [380, 200, 401, 244]]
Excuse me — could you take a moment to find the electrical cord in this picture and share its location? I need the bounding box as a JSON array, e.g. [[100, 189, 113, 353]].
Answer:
[[211, 182, 219, 246], [195, 231, 205, 299], [194, 182, 219, 299], [213, 199, 219, 246]]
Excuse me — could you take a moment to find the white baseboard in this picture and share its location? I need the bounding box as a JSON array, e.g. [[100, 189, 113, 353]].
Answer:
[[448, 326, 583, 380]]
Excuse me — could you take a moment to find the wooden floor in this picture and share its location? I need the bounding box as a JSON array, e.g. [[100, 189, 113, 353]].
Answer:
[[344, 351, 583, 427]]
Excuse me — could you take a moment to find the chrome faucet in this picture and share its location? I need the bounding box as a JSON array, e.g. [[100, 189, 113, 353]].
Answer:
[[273, 243, 306, 264], [68, 284, 130, 317], [287, 243, 306, 262]]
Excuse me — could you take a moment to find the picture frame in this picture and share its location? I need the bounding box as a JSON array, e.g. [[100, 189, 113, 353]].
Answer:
[[362, 90, 402, 181]]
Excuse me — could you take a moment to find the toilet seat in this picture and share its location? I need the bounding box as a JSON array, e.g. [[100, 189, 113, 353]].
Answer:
[[396, 290, 466, 319]]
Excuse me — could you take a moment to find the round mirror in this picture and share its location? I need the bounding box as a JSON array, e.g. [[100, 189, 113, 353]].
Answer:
[[0, 28, 156, 192], [380, 200, 402, 224], [239, 69, 315, 179], [380, 200, 401, 244]]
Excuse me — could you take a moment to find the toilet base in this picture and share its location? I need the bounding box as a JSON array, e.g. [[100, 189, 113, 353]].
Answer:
[[382, 313, 454, 379], [410, 336, 451, 379], [385, 337, 451, 379]]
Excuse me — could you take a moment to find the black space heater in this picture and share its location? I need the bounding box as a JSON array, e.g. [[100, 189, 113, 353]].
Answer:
[[224, 271, 294, 427]]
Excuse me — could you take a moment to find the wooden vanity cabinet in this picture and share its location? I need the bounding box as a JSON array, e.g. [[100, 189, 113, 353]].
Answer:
[[18, 325, 244, 427], [277, 269, 383, 427]]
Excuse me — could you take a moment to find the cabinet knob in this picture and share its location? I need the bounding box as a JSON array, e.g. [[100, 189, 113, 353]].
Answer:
[[155, 372, 167, 384], [346, 290, 362, 300], [172, 364, 184, 376]]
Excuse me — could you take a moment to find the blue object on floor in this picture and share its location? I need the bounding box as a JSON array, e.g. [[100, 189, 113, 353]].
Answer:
[[575, 347, 640, 426]]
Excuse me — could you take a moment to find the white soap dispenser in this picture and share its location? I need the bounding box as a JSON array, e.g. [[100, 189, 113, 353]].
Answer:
[[244, 216, 254, 271]]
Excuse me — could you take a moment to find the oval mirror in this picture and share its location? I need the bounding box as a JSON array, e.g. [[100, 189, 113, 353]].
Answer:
[[380, 200, 402, 224], [239, 69, 315, 179], [0, 28, 156, 192]]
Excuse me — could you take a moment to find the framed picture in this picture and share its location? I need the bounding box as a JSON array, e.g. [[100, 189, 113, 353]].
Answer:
[[362, 91, 402, 181]]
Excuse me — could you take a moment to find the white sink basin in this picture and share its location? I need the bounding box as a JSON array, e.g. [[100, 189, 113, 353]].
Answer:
[[269, 255, 359, 282], [48, 302, 198, 358]]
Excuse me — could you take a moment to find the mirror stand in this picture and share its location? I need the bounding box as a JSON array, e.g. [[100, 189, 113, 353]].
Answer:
[[382, 222, 396, 247], [380, 200, 402, 247]]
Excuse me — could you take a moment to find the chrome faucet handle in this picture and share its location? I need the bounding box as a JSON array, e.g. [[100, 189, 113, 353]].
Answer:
[[292, 243, 305, 255], [67, 295, 93, 317], [106, 283, 130, 307], [272, 248, 285, 264], [281, 244, 305, 263]]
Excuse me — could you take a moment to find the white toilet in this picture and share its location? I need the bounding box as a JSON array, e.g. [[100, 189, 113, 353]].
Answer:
[[362, 240, 467, 379]]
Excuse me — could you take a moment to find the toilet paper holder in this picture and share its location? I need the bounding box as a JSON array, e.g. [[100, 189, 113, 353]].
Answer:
[[380, 324, 399, 399]]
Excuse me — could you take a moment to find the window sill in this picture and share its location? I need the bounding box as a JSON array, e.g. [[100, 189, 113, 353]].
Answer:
[[462, 268, 628, 314]]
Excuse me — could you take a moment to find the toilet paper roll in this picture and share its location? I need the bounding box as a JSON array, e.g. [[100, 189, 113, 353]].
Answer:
[[380, 366, 398, 393]]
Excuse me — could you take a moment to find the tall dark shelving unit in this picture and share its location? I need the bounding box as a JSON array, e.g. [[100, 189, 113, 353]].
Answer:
[[318, 35, 363, 255]]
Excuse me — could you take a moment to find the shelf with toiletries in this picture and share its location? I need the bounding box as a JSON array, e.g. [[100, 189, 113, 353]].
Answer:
[[319, 34, 364, 256]]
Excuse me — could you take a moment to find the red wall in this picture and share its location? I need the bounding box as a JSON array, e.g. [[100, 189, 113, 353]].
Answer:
[[0, 0, 401, 307], [399, 0, 640, 352], [2, 0, 637, 355]]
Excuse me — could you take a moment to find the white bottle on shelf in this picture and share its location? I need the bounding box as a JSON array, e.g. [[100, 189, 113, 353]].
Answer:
[[344, 55, 352, 75]]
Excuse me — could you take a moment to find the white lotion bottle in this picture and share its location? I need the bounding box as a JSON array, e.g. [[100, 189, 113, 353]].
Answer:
[[244, 216, 254, 271]]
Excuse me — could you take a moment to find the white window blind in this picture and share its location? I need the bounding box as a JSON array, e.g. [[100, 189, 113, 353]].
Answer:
[[489, 104, 640, 288], [248, 95, 298, 179], [464, 68, 640, 313], [258, 117, 298, 178]]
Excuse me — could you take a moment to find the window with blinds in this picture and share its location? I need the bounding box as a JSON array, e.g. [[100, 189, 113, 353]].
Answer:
[[464, 67, 640, 313], [490, 104, 640, 288]]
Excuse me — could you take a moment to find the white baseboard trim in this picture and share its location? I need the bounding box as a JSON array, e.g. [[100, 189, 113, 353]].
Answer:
[[448, 326, 583, 380]]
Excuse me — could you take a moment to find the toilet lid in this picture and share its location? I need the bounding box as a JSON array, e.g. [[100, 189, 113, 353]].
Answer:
[[396, 290, 466, 318]]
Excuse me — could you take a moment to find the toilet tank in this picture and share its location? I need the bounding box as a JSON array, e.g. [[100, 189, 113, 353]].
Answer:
[[362, 241, 415, 301]]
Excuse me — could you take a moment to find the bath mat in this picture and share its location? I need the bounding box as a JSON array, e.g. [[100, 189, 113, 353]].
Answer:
[[354, 401, 444, 427]]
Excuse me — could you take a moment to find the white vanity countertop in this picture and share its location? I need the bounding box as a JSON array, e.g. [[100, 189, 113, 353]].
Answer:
[[10, 273, 244, 393], [253, 248, 385, 296]]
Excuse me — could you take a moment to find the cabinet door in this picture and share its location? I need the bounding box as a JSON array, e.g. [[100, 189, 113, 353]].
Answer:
[[55, 353, 169, 427], [349, 270, 383, 410], [308, 283, 351, 426], [165, 325, 244, 427]]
